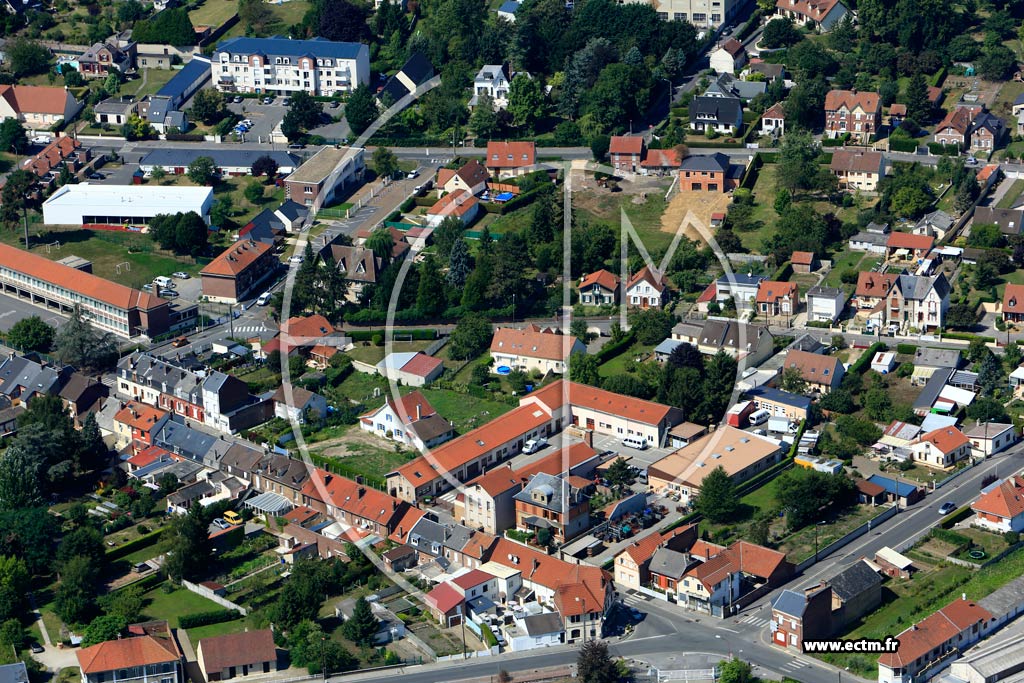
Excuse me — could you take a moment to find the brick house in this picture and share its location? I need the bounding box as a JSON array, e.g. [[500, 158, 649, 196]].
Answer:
[[755, 280, 798, 317], [878, 599, 993, 683], [824, 90, 881, 143], [780, 349, 844, 394], [200, 239, 278, 304], [513, 472, 593, 543], [771, 585, 833, 650], [609, 136, 644, 173], [1002, 284, 1024, 323], [679, 153, 731, 192], [613, 524, 697, 591], [934, 106, 981, 149], [78, 39, 136, 79], [967, 112, 1006, 154]]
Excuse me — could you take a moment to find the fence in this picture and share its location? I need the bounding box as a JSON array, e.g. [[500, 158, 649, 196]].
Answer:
[[657, 668, 719, 682], [181, 579, 248, 615], [794, 504, 898, 573], [423, 336, 448, 356], [934, 460, 976, 489]]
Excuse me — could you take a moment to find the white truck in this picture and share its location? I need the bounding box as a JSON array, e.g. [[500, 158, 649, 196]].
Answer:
[[767, 417, 792, 434]]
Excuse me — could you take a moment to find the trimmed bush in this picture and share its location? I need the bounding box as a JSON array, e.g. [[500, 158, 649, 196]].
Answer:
[[595, 330, 637, 364], [896, 343, 917, 355], [927, 142, 961, 156], [940, 505, 975, 529], [178, 609, 239, 629], [849, 342, 887, 374], [106, 528, 167, 561], [346, 328, 438, 342], [889, 137, 918, 153], [942, 332, 996, 343]]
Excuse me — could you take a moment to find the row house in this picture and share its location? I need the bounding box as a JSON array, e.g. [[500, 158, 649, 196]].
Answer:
[[674, 541, 793, 616], [824, 90, 880, 143], [113, 401, 169, 454], [22, 135, 91, 190], [614, 524, 698, 591], [302, 468, 411, 538], [513, 472, 594, 543], [77, 621, 183, 683]]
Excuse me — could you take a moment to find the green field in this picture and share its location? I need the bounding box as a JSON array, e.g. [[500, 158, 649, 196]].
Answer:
[[150, 174, 285, 231], [575, 187, 674, 261], [419, 387, 514, 431], [347, 340, 434, 365], [119, 69, 179, 99], [597, 340, 656, 377], [997, 179, 1024, 209], [187, 618, 248, 642], [142, 585, 226, 627], [188, 0, 238, 27], [822, 250, 882, 290], [2, 226, 203, 290]]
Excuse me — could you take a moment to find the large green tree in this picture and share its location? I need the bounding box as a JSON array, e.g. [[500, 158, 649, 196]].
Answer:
[[449, 314, 492, 360], [55, 554, 99, 624], [345, 84, 378, 135], [693, 466, 739, 523], [163, 503, 212, 582], [342, 597, 380, 646], [7, 315, 54, 352], [0, 119, 28, 154]]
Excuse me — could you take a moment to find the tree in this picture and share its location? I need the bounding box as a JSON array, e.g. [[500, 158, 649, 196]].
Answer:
[[149, 212, 209, 257], [117, 0, 146, 24], [271, 561, 329, 630], [0, 170, 37, 224], [372, 146, 400, 179], [946, 302, 977, 329], [282, 91, 325, 141], [289, 620, 358, 675], [569, 354, 601, 386], [604, 458, 636, 489], [7, 38, 50, 77], [779, 366, 807, 394], [314, 0, 369, 41], [978, 44, 1017, 81], [342, 597, 380, 646], [508, 75, 546, 131], [187, 156, 217, 185], [470, 95, 499, 138], [251, 155, 279, 180], [0, 556, 28, 621], [977, 351, 1005, 396], [447, 238, 472, 288], [0, 441, 44, 510], [82, 615, 126, 647], [967, 396, 1010, 423], [628, 309, 674, 345], [449, 314, 492, 360], [1004, 341, 1023, 369], [244, 181, 264, 205], [131, 7, 196, 44], [818, 388, 855, 413], [366, 228, 396, 263], [762, 17, 801, 48], [969, 223, 1003, 248], [777, 131, 822, 194], [863, 386, 893, 420], [776, 469, 855, 530], [150, 166, 166, 182], [904, 72, 931, 126], [55, 554, 98, 624], [57, 527, 105, 569], [719, 658, 758, 683], [7, 315, 53, 352], [955, 177, 979, 214], [416, 256, 446, 317], [345, 84, 378, 136], [0, 118, 27, 155], [238, 0, 274, 33], [577, 640, 620, 683], [693, 466, 738, 523], [188, 88, 228, 125], [163, 503, 211, 582], [211, 196, 233, 227]]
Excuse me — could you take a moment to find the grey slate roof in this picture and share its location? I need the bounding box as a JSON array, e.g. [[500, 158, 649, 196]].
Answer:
[[0, 662, 29, 683], [168, 479, 214, 505], [513, 472, 587, 512], [913, 367, 953, 411], [407, 517, 474, 558], [681, 152, 731, 173], [829, 560, 881, 602], [381, 52, 434, 103], [155, 419, 219, 462], [974, 206, 1024, 236], [918, 210, 954, 232], [689, 97, 742, 127], [216, 36, 365, 61], [523, 612, 563, 636], [277, 199, 307, 221], [649, 547, 691, 580], [807, 285, 845, 299], [893, 273, 949, 302], [0, 355, 65, 398], [140, 148, 299, 170], [772, 589, 806, 618], [697, 319, 770, 353], [850, 231, 888, 246], [155, 58, 210, 102], [706, 74, 765, 101]]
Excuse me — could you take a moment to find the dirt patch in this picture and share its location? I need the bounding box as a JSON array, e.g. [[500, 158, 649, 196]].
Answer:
[[317, 427, 388, 457], [661, 189, 733, 244]]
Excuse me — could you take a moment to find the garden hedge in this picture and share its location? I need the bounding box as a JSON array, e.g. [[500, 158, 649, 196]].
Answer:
[[105, 528, 167, 561], [896, 343, 917, 355], [178, 609, 240, 629]]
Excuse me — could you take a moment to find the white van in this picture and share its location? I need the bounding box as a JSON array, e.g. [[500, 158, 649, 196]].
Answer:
[[622, 436, 649, 450], [153, 276, 172, 288], [256, 291, 273, 306], [748, 409, 771, 426]]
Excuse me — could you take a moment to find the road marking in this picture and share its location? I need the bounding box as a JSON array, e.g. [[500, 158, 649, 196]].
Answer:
[[719, 627, 739, 633]]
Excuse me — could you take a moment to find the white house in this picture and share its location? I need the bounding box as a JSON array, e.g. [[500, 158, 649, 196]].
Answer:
[[972, 476, 1024, 533], [761, 102, 786, 137], [211, 37, 370, 97], [884, 273, 951, 333], [272, 385, 328, 424], [626, 266, 668, 308], [716, 273, 764, 311], [965, 422, 1017, 458], [773, 0, 850, 31], [358, 390, 454, 449], [425, 190, 480, 228], [469, 64, 525, 110], [870, 352, 896, 374], [709, 38, 746, 75], [490, 325, 586, 375], [375, 352, 445, 387], [805, 285, 846, 323], [505, 610, 564, 652], [909, 426, 972, 470]]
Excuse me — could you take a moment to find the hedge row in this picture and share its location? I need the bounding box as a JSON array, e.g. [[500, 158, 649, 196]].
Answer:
[[166, 133, 205, 142], [773, 262, 792, 282], [850, 342, 887, 374], [896, 343, 917, 355], [595, 330, 637, 364], [889, 137, 919, 153], [927, 142, 961, 156], [940, 504, 975, 529], [178, 609, 240, 629], [106, 528, 167, 561], [346, 328, 439, 341], [942, 332, 996, 343]]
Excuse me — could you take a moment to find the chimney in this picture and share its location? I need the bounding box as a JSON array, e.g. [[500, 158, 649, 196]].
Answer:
[[416, 403, 421, 420], [962, 592, 967, 601], [444, 527, 451, 541]]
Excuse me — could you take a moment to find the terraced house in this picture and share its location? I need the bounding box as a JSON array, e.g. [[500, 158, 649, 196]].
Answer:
[[824, 90, 881, 143]]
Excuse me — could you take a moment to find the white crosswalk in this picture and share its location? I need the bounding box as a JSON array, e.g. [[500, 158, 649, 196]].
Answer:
[[739, 615, 769, 627], [780, 661, 807, 672], [233, 324, 267, 335]]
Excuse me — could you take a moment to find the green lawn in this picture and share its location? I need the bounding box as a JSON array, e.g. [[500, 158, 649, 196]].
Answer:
[[822, 250, 882, 291], [597, 341, 656, 378], [142, 585, 226, 627], [481, 206, 534, 235], [347, 340, 433, 365], [188, 0, 237, 27], [419, 387, 514, 431], [575, 185, 673, 261], [1, 226, 203, 290], [333, 370, 388, 406], [187, 618, 248, 642], [314, 436, 416, 480], [997, 179, 1024, 209], [149, 174, 285, 232], [118, 69, 179, 99]]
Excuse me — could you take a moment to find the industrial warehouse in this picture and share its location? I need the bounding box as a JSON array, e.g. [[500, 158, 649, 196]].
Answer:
[[41, 184, 214, 226]]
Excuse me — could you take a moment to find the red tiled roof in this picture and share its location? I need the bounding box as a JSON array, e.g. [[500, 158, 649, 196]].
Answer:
[[77, 635, 180, 673], [489, 538, 610, 616], [978, 164, 999, 183], [198, 629, 275, 674], [281, 314, 335, 340], [486, 141, 536, 169], [936, 107, 979, 136], [685, 552, 734, 590], [465, 466, 523, 497], [773, 0, 844, 20], [427, 189, 479, 217], [697, 282, 717, 303], [879, 599, 992, 668], [201, 240, 272, 277], [887, 232, 934, 251], [302, 469, 406, 528], [425, 582, 464, 614], [513, 442, 599, 480], [388, 506, 426, 542], [524, 379, 677, 427], [718, 38, 745, 58], [782, 349, 843, 386], [610, 136, 644, 155], [855, 271, 899, 299], [0, 85, 71, 115], [889, 104, 907, 116], [916, 426, 969, 454], [641, 149, 682, 169], [627, 265, 666, 292], [856, 479, 886, 497], [690, 539, 726, 560], [1004, 284, 1024, 315], [452, 568, 494, 590], [763, 102, 786, 119], [0, 242, 163, 312], [399, 352, 443, 378], [791, 251, 815, 265], [830, 149, 884, 174], [454, 159, 489, 187], [755, 280, 798, 304], [825, 89, 880, 115], [723, 540, 788, 579], [927, 86, 943, 104], [490, 325, 581, 362], [127, 445, 176, 469], [436, 168, 456, 186], [579, 269, 620, 292], [973, 477, 1024, 520], [620, 524, 697, 565], [115, 402, 166, 431], [282, 505, 320, 524]]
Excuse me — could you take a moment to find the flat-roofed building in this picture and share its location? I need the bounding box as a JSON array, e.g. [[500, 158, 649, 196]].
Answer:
[[211, 37, 370, 97], [42, 184, 213, 226], [284, 146, 365, 211], [648, 425, 782, 502], [0, 242, 171, 339]]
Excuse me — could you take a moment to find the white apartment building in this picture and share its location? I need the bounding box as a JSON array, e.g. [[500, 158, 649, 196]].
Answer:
[[621, 0, 741, 28], [211, 37, 370, 97]]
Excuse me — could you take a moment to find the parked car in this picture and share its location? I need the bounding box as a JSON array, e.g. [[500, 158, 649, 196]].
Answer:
[[171, 336, 189, 347], [241, 118, 253, 126], [223, 510, 243, 525], [406, 170, 419, 179], [939, 502, 957, 515], [257, 291, 273, 306], [30, 643, 43, 654], [161, 289, 178, 298], [522, 437, 549, 454], [172, 271, 190, 279], [282, 97, 291, 105], [87, 172, 105, 180], [212, 518, 230, 530], [329, 100, 340, 108], [288, 255, 304, 264], [233, 96, 243, 103], [31, 135, 51, 144], [262, 96, 273, 104]]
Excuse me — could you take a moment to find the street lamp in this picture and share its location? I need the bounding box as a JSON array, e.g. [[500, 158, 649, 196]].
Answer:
[[576, 596, 587, 643], [813, 520, 827, 563], [320, 636, 326, 682]]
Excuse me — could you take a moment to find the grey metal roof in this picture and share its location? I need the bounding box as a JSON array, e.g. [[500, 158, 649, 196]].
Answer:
[[716, 272, 764, 288], [745, 386, 812, 411], [850, 231, 888, 246], [95, 96, 136, 114], [140, 148, 299, 170], [913, 367, 954, 410], [978, 574, 1024, 619], [680, 151, 731, 173], [807, 285, 845, 299], [772, 589, 807, 618], [655, 338, 684, 355], [914, 347, 961, 369], [156, 58, 210, 102], [829, 560, 881, 602], [649, 547, 690, 580], [705, 74, 765, 101], [523, 612, 563, 636], [0, 662, 28, 683], [245, 490, 293, 514]]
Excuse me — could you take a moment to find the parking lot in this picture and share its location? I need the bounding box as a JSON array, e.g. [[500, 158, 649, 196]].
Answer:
[[225, 98, 289, 142], [0, 292, 68, 332]]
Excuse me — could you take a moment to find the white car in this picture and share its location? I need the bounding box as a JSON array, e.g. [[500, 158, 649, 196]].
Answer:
[[172, 271, 190, 279], [406, 170, 419, 179], [256, 291, 273, 306], [241, 119, 253, 126], [288, 255, 304, 264], [521, 437, 548, 454], [31, 135, 51, 144]]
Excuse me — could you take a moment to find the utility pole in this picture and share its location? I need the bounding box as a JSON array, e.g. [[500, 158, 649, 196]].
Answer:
[[22, 205, 29, 251], [228, 303, 235, 339]]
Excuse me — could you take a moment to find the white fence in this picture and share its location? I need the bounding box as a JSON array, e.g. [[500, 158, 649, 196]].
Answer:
[[181, 579, 248, 615], [657, 667, 718, 681]]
